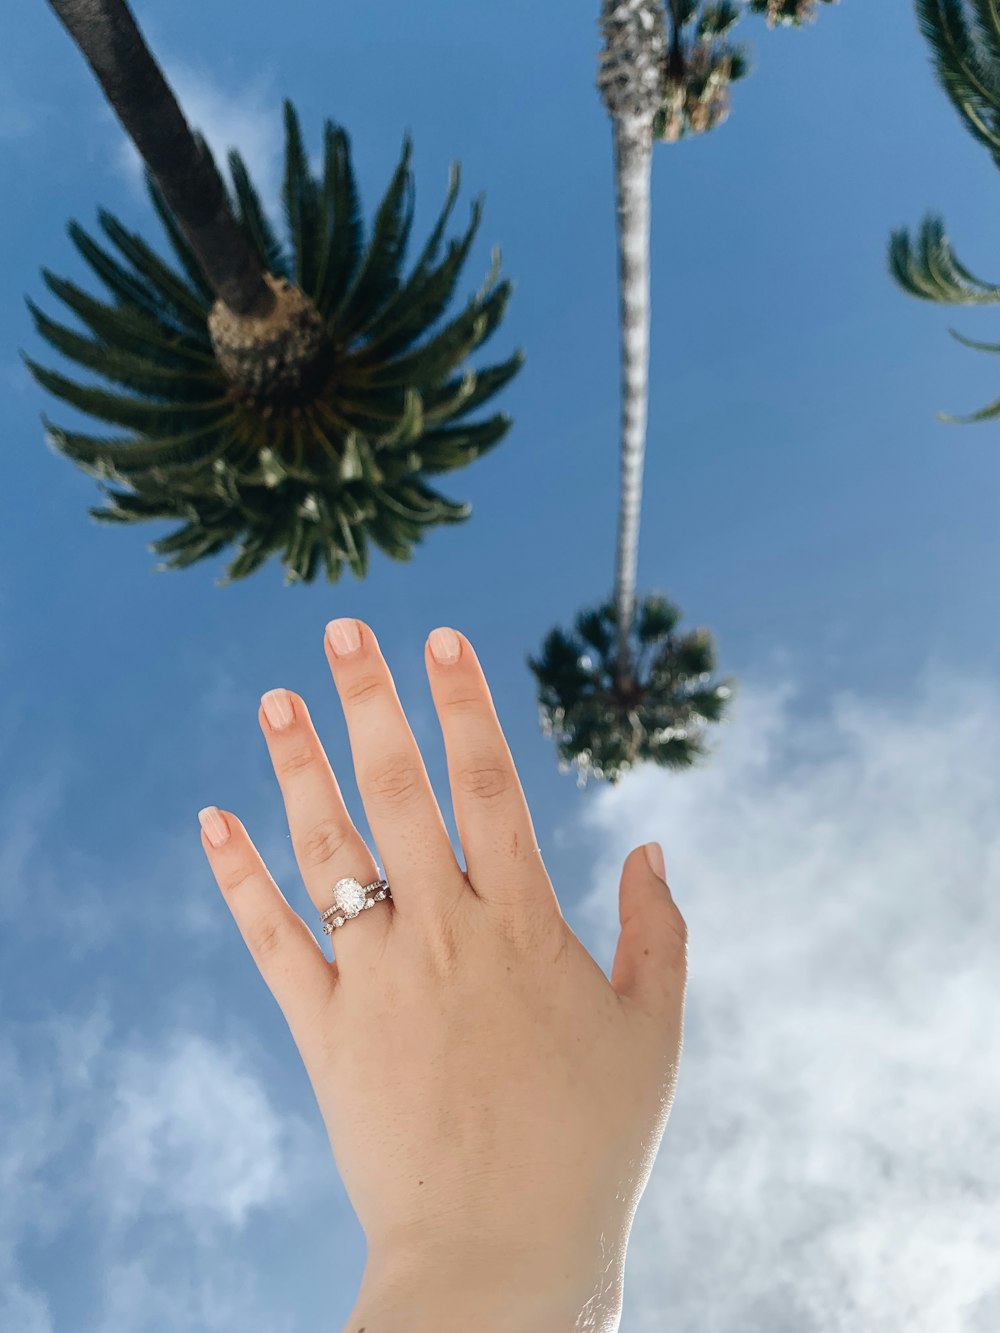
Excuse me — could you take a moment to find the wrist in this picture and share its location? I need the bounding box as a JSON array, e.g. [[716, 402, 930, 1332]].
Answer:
[[342, 1239, 626, 1333]]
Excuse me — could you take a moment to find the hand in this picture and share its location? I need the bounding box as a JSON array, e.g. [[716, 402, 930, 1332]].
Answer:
[[197, 619, 688, 1332]]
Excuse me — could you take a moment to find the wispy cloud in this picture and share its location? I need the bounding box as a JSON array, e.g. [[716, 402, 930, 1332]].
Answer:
[[570, 670, 1000, 1331], [0, 765, 73, 925], [0, 1009, 321, 1331], [94, 1256, 299, 1333], [0, 750, 127, 959], [0, 1283, 53, 1333], [0, 74, 54, 144], [93, 1030, 307, 1234]]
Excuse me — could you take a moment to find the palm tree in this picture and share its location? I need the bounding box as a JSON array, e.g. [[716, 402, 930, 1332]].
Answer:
[[26, 0, 523, 585], [745, 0, 838, 26], [527, 0, 744, 787], [529, 0, 839, 785], [890, 0, 1000, 425]]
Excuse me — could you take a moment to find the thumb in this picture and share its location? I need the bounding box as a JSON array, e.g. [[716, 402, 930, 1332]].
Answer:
[[609, 842, 689, 1015]]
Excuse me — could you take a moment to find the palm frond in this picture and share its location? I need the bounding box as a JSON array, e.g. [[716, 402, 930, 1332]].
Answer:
[[313, 122, 366, 314], [282, 99, 323, 297], [915, 0, 1000, 162], [330, 132, 416, 339], [889, 215, 1000, 303], [227, 146, 291, 279]]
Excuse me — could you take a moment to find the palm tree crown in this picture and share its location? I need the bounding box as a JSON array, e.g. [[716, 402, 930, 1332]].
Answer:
[[24, 96, 523, 584], [528, 595, 731, 786], [656, 1, 750, 141], [745, 0, 838, 27]]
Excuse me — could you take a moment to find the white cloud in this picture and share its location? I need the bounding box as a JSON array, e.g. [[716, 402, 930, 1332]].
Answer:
[[0, 1284, 54, 1333], [569, 669, 1000, 1332], [0, 756, 128, 957], [93, 1030, 299, 1233], [95, 1257, 298, 1333], [0, 767, 67, 926], [0, 1011, 320, 1330]]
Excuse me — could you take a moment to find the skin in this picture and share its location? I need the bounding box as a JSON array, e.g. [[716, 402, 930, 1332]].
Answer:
[[198, 620, 688, 1332]]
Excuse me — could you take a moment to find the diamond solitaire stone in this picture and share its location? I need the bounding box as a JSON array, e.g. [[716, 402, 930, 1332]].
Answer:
[[333, 876, 367, 918]]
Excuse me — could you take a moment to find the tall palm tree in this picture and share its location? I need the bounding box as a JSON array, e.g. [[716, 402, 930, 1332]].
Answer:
[[26, 0, 523, 585], [529, 0, 838, 785], [527, 0, 745, 787], [890, 0, 1000, 425]]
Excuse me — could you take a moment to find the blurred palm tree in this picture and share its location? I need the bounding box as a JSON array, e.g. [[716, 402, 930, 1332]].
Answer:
[[528, 0, 741, 787], [746, 0, 838, 26], [26, 0, 523, 585], [529, 0, 837, 785], [529, 595, 731, 786], [890, 0, 1000, 425]]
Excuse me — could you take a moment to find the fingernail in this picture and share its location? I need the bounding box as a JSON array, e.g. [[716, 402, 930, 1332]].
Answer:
[[428, 626, 461, 665], [644, 841, 666, 882], [199, 806, 230, 848], [261, 688, 294, 731], [326, 617, 361, 656]]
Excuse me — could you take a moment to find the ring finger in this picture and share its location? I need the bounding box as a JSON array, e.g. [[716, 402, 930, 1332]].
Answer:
[[258, 686, 386, 956]]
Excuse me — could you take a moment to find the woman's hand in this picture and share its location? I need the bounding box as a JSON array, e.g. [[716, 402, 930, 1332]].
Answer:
[[198, 619, 688, 1332]]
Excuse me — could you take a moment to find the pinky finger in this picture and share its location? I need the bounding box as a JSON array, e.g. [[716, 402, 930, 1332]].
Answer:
[[198, 805, 336, 1056]]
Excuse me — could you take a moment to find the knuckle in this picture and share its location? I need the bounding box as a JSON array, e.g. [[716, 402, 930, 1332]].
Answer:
[[667, 904, 689, 945], [455, 756, 513, 802], [220, 862, 258, 896], [492, 896, 564, 957], [422, 889, 465, 977], [659, 916, 689, 972], [442, 691, 482, 715], [342, 673, 383, 707], [365, 751, 421, 807], [275, 745, 315, 779], [248, 914, 287, 961], [299, 817, 351, 869]]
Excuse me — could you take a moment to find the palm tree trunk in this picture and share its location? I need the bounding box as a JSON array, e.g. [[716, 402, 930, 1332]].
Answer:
[[47, 0, 274, 319], [609, 112, 654, 688]]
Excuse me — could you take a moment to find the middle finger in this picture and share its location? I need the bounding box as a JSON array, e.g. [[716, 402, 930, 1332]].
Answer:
[[257, 688, 382, 926], [323, 617, 464, 914]]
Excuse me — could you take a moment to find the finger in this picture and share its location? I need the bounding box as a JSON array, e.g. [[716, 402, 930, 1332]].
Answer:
[[323, 618, 464, 912], [610, 844, 688, 1020], [257, 688, 383, 927], [424, 626, 556, 914], [198, 805, 337, 1059]]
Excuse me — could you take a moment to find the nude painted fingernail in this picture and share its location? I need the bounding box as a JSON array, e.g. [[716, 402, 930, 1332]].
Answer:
[[199, 806, 230, 848], [644, 840, 667, 882], [326, 617, 361, 656], [428, 626, 461, 664], [261, 688, 294, 730]]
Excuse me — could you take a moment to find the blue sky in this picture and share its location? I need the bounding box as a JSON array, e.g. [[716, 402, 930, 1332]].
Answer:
[[2, 0, 999, 1329]]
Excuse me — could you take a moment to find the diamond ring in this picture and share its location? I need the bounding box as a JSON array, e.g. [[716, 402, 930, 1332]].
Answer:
[[320, 876, 391, 934]]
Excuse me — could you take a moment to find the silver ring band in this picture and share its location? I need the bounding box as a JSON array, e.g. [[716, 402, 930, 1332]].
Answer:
[[320, 877, 391, 934]]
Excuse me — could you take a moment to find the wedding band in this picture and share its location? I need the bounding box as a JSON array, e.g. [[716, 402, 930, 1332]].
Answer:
[[320, 876, 391, 934]]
